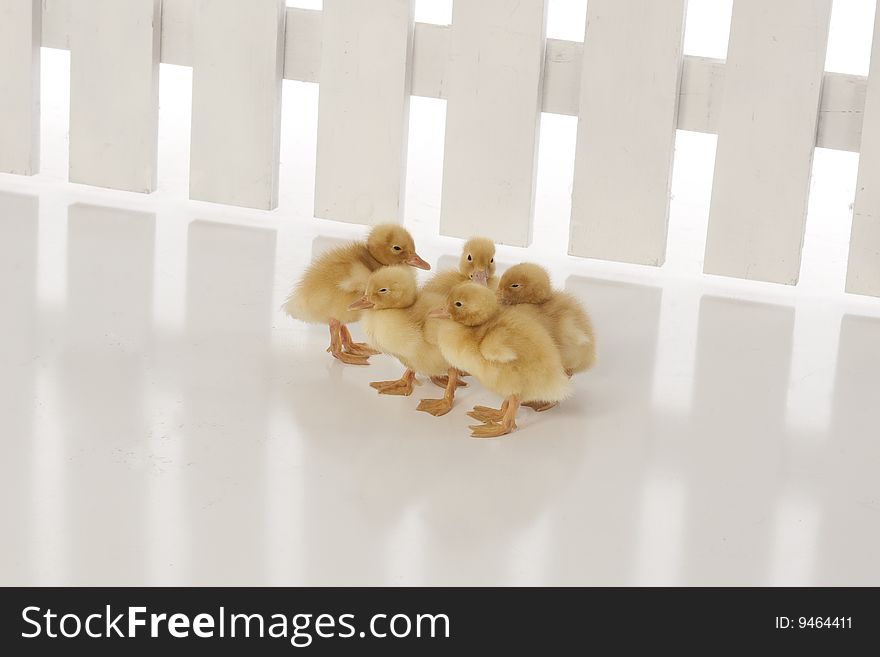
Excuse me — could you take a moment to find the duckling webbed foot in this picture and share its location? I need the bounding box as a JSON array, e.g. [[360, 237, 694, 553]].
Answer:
[[340, 325, 380, 357], [466, 405, 505, 423], [466, 398, 509, 423], [523, 401, 558, 413], [333, 350, 370, 365], [417, 397, 453, 416], [469, 420, 516, 438], [328, 320, 370, 365], [370, 369, 416, 396], [417, 368, 461, 417], [469, 395, 520, 438]]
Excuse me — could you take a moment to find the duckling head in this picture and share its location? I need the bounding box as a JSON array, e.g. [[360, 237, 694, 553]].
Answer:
[[430, 282, 500, 326], [498, 263, 552, 305], [459, 237, 496, 286], [348, 265, 418, 311], [367, 224, 431, 270]]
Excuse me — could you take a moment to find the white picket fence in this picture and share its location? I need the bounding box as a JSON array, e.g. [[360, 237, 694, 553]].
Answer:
[[1, 0, 879, 297]]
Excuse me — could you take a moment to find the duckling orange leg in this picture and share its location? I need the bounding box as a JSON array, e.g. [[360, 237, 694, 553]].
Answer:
[[470, 395, 520, 438], [328, 320, 369, 365], [523, 401, 558, 412], [417, 368, 460, 416], [430, 374, 467, 389], [370, 368, 417, 396], [340, 324, 380, 357], [466, 398, 508, 423]]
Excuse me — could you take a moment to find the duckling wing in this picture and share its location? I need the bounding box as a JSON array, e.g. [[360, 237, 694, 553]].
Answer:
[[552, 293, 595, 346], [559, 315, 592, 346], [479, 328, 518, 363], [337, 260, 373, 293]]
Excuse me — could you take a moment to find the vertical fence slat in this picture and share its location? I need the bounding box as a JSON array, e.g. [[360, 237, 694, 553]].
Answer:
[[314, 0, 414, 225], [69, 0, 161, 193], [439, 0, 547, 246], [704, 0, 832, 285], [190, 0, 285, 210], [569, 0, 687, 266], [0, 0, 41, 175], [846, 8, 880, 297]]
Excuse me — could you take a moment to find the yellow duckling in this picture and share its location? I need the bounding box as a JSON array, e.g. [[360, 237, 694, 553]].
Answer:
[[283, 224, 430, 365], [422, 236, 498, 294], [429, 282, 572, 438], [348, 266, 464, 415], [498, 263, 596, 379]]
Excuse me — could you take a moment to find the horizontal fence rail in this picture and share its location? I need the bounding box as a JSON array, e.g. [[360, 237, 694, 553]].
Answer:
[[0, 0, 877, 297]]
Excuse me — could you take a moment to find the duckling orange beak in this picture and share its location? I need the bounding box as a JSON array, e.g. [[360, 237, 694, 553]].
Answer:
[[405, 253, 431, 270], [348, 296, 374, 311], [470, 269, 488, 285], [427, 306, 451, 320]]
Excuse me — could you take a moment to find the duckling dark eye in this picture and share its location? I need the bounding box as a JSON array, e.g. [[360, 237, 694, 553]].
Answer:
[[379, 288, 388, 293], [490, 258, 494, 263], [392, 245, 402, 251], [511, 284, 519, 288], [467, 254, 472, 261], [455, 301, 462, 307]]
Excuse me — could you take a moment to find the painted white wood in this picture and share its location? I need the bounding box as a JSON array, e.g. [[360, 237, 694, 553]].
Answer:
[[440, 0, 547, 246], [68, 0, 161, 193], [542, 39, 582, 117], [545, 47, 863, 153], [677, 56, 726, 135], [411, 22, 450, 98], [818, 73, 867, 154], [677, 62, 865, 153], [846, 8, 880, 297], [284, 7, 322, 83], [314, 0, 415, 225], [0, 0, 41, 175], [161, 0, 194, 67], [189, 0, 285, 210], [704, 0, 832, 285], [570, 0, 687, 266], [36, 7, 870, 153], [41, 0, 70, 49]]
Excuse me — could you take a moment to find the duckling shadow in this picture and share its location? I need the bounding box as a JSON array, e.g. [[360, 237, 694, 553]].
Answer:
[[280, 349, 453, 583], [280, 339, 587, 584], [412, 422, 588, 584]]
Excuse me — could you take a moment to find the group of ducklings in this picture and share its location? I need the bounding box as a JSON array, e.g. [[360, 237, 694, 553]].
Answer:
[[284, 224, 595, 438]]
